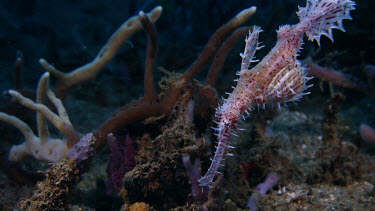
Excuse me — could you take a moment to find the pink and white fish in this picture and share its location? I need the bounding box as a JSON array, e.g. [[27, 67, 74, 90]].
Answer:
[[199, 0, 356, 187]]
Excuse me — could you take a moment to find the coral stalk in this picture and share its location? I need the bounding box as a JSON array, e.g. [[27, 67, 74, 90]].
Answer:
[[199, 0, 356, 187], [94, 6, 256, 150], [39, 6, 163, 97]]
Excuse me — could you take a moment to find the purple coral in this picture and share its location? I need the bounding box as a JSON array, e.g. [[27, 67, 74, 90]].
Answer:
[[246, 173, 279, 210], [182, 156, 209, 204], [68, 133, 96, 172], [106, 133, 136, 194], [360, 124, 375, 145]]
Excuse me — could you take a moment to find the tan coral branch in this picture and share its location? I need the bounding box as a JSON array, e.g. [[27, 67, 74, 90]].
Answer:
[[0, 110, 71, 162], [0, 112, 36, 142], [0, 72, 82, 161], [6, 72, 81, 148], [36, 72, 50, 143], [39, 6, 163, 97]]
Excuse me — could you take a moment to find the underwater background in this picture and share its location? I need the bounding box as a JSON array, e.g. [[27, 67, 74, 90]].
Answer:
[[0, 0, 374, 210]]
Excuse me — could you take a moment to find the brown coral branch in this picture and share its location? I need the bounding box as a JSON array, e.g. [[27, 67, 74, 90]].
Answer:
[[181, 7, 256, 83], [95, 101, 165, 149], [158, 7, 257, 111], [205, 26, 251, 87], [305, 58, 375, 99], [9, 51, 35, 99], [39, 6, 163, 97], [305, 58, 357, 88], [3, 6, 257, 156], [94, 7, 257, 150], [139, 11, 158, 103]]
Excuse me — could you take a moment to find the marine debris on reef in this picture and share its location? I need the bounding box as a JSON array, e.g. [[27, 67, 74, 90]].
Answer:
[[0, 0, 375, 210]]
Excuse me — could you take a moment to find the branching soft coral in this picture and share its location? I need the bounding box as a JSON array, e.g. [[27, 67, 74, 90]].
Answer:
[[1, 5, 257, 162], [0, 73, 80, 162]]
